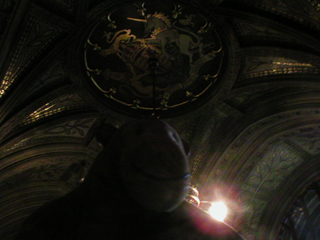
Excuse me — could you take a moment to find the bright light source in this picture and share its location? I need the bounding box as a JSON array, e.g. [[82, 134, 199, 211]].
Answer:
[[208, 201, 228, 221]]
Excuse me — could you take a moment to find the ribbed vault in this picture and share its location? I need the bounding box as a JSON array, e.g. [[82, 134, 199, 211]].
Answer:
[[1, 0, 320, 239]]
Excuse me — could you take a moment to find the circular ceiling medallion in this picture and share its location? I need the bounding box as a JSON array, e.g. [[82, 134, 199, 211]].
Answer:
[[82, 1, 233, 117]]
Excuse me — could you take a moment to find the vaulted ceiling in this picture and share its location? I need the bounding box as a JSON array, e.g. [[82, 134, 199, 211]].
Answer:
[[1, 0, 320, 239]]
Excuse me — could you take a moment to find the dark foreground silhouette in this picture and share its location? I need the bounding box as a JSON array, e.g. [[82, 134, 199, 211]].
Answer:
[[16, 119, 244, 240]]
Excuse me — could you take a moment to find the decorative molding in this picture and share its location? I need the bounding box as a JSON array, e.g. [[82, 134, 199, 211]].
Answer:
[[0, 89, 91, 143], [69, 0, 239, 118], [205, 108, 320, 187], [234, 19, 292, 39], [28, 59, 66, 94], [41, 118, 96, 137], [20, 94, 86, 126], [289, 129, 320, 155], [84, 4, 224, 114], [257, 156, 320, 239], [0, 13, 63, 98], [185, 103, 231, 180], [225, 87, 287, 109], [235, 47, 320, 82], [241, 0, 320, 30], [239, 142, 303, 239]]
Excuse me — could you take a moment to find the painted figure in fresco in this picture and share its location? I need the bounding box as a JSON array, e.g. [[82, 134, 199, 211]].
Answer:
[[100, 29, 136, 58], [100, 12, 205, 65], [99, 29, 141, 76], [16, 119, 244, 240], [85, 4, 222, 110], [142, 13, 204, 63]]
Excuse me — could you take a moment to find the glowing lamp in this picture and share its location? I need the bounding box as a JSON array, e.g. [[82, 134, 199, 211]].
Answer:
[[208, 201, 228, 222]]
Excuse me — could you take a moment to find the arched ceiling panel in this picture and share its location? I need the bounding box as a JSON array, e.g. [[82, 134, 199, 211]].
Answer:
[[1, 0, 320, 239]]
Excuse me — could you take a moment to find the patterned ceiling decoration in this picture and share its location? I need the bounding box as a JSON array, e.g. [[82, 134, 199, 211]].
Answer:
[[240, 142, 305, 239], [241, 0, 320, 30], [209, 111, 320, 180], [0, 9, 63, 98], [0, 116, 101, 160], [277, 180, 320, 239], [234, 20, 299, 42], [241, 57, 319, 79], [0, 93, 89, 145], [188, 103, 236, 179], [290, 130, 320, 155], [212, 124, 320, 237], [1, 0, 320, 240], [73, 1, 239, 117], [257, 157, 320, 239], [237, 48, 320, 81], [20, 94, 87, 126], [27, 59, 67, 94], [39, 118, 96, 137]]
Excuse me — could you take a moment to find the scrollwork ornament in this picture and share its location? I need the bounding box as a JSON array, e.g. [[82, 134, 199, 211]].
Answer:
[[83, 1, 229, 117]]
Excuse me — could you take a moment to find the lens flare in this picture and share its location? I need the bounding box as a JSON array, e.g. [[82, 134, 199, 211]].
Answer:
[[208, 201, 228, 221]]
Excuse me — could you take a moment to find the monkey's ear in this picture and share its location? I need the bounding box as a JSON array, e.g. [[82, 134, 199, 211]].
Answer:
[[95, 123, 117, 146]]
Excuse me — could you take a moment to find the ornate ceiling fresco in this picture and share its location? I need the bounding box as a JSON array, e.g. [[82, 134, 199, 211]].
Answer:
[[74, 2, 237, 117], [1, 0, 320, 239]]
